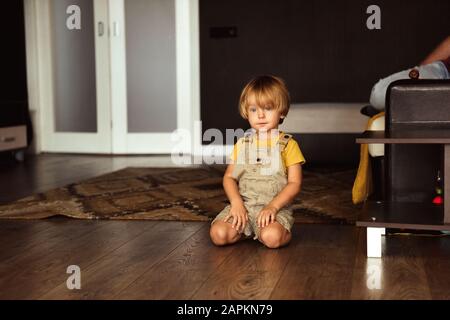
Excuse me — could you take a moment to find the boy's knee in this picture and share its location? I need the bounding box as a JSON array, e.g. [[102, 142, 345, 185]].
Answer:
[[210, 223, 238, 246], [210, 224, 228, 246], [260, 227, 285, 249]]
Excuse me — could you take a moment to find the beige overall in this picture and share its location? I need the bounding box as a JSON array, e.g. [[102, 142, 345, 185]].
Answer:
[[212, 131, 295, 240]]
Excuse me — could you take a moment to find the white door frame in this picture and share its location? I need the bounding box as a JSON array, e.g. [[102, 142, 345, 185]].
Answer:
[[109, 0, 199, 154], [26, 0, 201, 155], [26, 0, 112, 154]]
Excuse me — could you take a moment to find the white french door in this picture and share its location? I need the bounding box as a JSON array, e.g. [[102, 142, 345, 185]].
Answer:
[[33, 0, 199, 154], [36, 0, 112, 153], [109, 0, 197, 154]]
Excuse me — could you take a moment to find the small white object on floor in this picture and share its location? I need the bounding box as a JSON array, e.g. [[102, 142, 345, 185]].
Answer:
[[367, 227, 385, 258]]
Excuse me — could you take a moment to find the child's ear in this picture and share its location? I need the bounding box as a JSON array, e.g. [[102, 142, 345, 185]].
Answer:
[[279, 115, 285, 124]]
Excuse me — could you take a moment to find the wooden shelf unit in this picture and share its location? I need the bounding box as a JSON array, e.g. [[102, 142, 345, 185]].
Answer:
[[357, 130, 450, 226], [356, 80, 450, 257], [357, 129, 450, 144], [357, 201, 450, 231]]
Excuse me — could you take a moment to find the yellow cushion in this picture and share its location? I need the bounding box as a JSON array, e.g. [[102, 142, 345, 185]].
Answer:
[[352, 112, 385, 204]]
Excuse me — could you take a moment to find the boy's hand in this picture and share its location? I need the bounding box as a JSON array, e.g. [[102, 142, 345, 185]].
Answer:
[[257, 205, 278, 228], [224, 202, 248, 233]]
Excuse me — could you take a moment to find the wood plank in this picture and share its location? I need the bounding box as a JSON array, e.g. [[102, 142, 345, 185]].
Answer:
[[445, 145, 450, 224], [0, 220, 153, 299], [356, 130, 450, 144], [0, 218, 104, 262], [0, 219, 61, 259], [114, 223, 237, 299], [294, 224, 359, 248], [357, 202, 450, 231], [0, 154, 177, 203], [270, 225, 358, 299], [417, 235, 450, 299], [39, 221, 205, 300], [350, 228, 432, 299], [0, 219, 52, 234], [2, 155, 450, 299], [191, 239, 293, 300]]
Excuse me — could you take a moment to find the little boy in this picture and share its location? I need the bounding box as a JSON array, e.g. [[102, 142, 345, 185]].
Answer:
[[210, 75, 306, 248]]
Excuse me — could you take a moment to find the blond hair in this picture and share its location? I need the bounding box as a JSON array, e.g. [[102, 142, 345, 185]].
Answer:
[[238, 75, 290, 121]]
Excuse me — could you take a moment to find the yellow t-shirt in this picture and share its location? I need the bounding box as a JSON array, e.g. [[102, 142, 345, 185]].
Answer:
[[229, 132, 306, 168]]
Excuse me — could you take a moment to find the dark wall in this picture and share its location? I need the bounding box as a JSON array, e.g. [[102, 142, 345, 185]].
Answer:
[[1, 1, 27, 102], [0, 1, 29, 131], [200, 0, 450, 139]]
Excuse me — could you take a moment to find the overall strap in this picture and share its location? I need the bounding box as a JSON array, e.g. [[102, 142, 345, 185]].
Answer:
[[244, 131, 257, 163], [277, 133, 292, 152], [243, 131, 254, 143], [241, 132, 254, 164]]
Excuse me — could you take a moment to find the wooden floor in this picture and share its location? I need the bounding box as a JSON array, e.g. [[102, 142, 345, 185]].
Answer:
[[1, 154, 450, 300]]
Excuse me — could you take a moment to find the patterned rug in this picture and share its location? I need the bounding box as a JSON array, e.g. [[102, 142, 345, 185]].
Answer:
[[0, 165, 361, 224]]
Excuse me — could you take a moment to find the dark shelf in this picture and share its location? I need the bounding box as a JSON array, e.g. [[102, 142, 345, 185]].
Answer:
[[357, 201, 450, 231], [356, 130, 450, 144]]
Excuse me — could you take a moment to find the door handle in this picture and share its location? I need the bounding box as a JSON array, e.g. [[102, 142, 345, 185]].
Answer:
[[98, 21, 104, 36]]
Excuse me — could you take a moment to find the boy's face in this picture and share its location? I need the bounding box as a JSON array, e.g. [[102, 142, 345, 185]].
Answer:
[[246, 94, 282, 133]]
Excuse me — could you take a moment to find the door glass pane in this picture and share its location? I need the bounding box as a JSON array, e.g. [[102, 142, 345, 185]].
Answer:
[[125, 0, 177, 133], [51, 0, 97, 132]]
